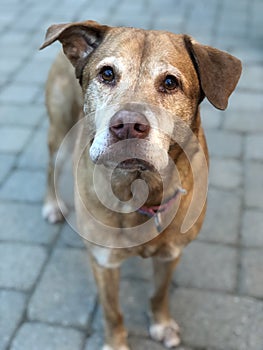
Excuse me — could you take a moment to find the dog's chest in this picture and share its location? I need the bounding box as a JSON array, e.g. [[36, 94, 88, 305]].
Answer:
[[90, 240, 182, 268], [140, 241, 182, 261]]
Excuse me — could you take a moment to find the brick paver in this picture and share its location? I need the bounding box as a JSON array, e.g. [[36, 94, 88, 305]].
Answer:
[[0, 243, 47, 291], [1, 0, 263, 349], [10, 323, 85, 350]]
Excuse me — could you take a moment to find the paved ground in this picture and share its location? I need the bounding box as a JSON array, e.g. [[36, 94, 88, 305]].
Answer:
[[0, 0, 263, 349]]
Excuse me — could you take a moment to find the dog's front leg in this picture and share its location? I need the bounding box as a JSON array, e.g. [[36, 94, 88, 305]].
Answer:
[[150, 256, 181, 348], [91, 256, 130, 350], [42, 131, 69, 224]]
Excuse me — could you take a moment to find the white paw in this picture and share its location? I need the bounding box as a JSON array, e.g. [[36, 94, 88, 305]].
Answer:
[[42, 200, 68, 224], [102, 345, 130, 350], [150, 319, 181, 348]]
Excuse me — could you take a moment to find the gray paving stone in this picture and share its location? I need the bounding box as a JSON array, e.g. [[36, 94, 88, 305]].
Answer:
[[0, 202, 60, 244], [172, 288, 263, 350], [0, 31, 30, 46], [129, 338, 192, 350], [223, 0, 248, 11], [13, 59, 52, 85], [65, 10, 106, 25], [199, 188, 241, 244], [251, 20, 263, 39], [224, 109, 263, 133], [217, 7, 247, 23], [251, 4, 263, 36], [174, 241, 238, 292], [31, 52, 54, 66], [0, 77, 8, 89], [13, 11, 49, 31], [227, 90, 263, 114], [241, 209, 263, 247], [0, 169, 45, 202], [201, 106, 223, 130], [245, 135, 263, 161], [0, 11, 15, 28], [151, 16, 184, 33], [0, 83, 41, 104], [205, 130, 243, 158], [120, 279, 151, 336], [209, 158, 243, 189], [186, 17, 215, 41], [28, 247, 96, 328], [217, 21, 247, 38], [240, 249, 263, 299], [0, 72, 12, 86], [34, 90, 45, 104], [110, 0, 151, 28], [10, 323, 85, 350], [0, 45, 31, 66], [111, 14, 152, 29], [86, 0, 118, 12], [0, 57, 23, 76], [0, 126, 32, 153], [244, 161, 263, 210], [121, 256, 152, 281], [18, 128, 48, 169], [57, 221, 85, 249], [36, 43, 60, 61], [238, 65, 263, 91], [84, 333, 104, 350], [0, 105, 45, 126], [0, 153, 15, 184], [214, 35, 253, 54], [0, 243, 47, 291], [116, 0, 147, 13], [0, 290, 26, 350], [149, 0, 184, 15], [231, 46, 263, 65]]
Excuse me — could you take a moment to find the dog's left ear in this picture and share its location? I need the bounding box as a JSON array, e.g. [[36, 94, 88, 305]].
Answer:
[[184, 36, 242, 110], [40, 20, 110, 82]]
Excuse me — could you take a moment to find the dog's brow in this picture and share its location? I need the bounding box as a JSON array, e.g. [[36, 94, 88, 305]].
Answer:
[[154, 63, 184, 80], [166, 65, 183, 79], [96, 57, 125, 71]]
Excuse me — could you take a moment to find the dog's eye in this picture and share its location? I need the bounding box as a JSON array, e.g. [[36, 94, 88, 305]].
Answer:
[[163, 75, 179, 91], [99, 66, 115, 83]]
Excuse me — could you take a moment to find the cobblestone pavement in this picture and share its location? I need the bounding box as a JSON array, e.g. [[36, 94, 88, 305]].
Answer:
[[1, 0, 263, 349]]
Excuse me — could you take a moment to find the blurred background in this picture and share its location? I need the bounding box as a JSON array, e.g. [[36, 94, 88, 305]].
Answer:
[[0, 0, 263, 349]]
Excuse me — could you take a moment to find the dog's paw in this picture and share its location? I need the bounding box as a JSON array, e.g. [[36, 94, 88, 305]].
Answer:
[[42, 200, 68, 224], [102, 345, 130, 350], [150, 319, 181, 348]]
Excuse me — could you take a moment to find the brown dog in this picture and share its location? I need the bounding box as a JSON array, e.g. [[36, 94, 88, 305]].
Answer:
[[40, 21, 241, 350]]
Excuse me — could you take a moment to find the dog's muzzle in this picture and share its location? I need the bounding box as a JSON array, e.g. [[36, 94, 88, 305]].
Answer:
[[89, 109, 169, 172]]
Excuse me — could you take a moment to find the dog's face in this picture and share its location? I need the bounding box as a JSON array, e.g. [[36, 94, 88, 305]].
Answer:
[[83, 28, 201, 172], [41, 21, 242, 172]]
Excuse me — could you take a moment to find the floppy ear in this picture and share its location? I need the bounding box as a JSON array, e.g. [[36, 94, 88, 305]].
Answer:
[[184, 36, 242, 110], [40, 20, 110, 82]]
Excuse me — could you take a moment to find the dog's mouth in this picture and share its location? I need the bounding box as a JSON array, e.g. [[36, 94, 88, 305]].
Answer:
[[90, 138, 169, 173], [117, 159, 156, 172]]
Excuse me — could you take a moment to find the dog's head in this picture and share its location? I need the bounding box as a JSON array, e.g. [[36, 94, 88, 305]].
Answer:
[[41, 20, 241, 172]]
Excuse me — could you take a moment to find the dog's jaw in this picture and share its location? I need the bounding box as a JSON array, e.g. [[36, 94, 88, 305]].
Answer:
[[89, 130, 170, 173]]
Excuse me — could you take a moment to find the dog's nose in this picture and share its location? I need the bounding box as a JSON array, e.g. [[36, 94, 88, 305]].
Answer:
[[110, 110, 150, 140]]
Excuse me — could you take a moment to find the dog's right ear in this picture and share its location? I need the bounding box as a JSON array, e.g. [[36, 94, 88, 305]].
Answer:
[[40, 20, 110, 82]]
